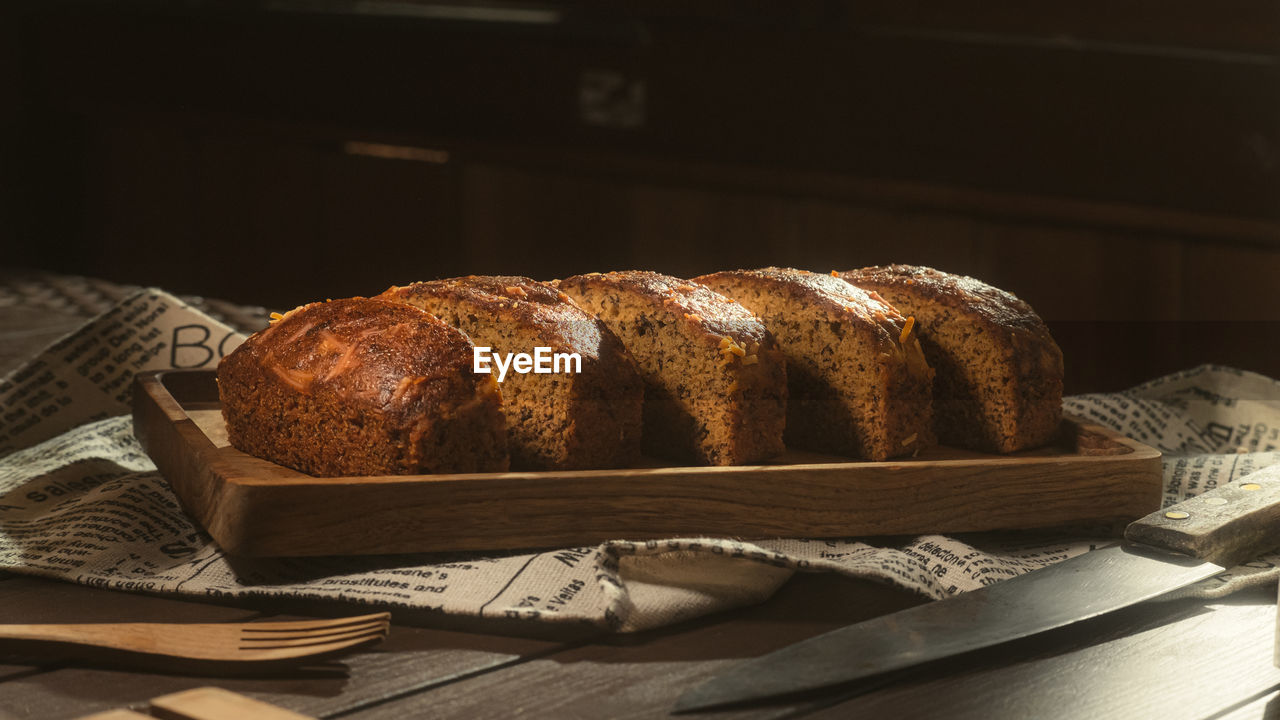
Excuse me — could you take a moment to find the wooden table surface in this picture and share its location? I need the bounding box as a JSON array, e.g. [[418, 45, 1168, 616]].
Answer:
[[2, 277, 1279, 720]]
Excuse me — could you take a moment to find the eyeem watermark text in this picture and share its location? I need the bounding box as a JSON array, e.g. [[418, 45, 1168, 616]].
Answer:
[[473, 347, 581, 382]]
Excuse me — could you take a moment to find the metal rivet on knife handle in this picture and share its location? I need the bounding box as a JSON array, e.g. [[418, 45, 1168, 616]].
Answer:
[[1125, 471, 1280, 567]]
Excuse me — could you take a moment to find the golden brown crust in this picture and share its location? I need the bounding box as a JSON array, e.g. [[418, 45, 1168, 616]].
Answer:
[[694, 267, 929, 372], [842, 264, 1058, 343], [379, 276, 643, 470], [383, 276, 611, 359], [218, 297, 508, 476], [700, 267, 913, 344], [557, 270, 772, 350], [839, 265, 1063, 453], [237, 298, 480, 420]]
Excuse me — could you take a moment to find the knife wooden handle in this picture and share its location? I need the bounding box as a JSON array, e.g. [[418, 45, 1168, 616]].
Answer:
[[1125, 467, 1280, 567]]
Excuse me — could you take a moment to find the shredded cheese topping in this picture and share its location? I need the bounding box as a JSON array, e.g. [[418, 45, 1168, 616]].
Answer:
[[719, 337, 748, 358], [270, 365, 315, 392], [390, 375, 427, 403]]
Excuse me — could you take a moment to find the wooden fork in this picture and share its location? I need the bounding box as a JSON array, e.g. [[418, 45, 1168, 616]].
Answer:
[[0, 612, 390, 664]]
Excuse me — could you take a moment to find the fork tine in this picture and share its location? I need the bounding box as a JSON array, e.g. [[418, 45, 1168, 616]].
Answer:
[[239, 612, 391, 634], [239, 624, 389, 648], [0, 613, 392, 665], [242, 628, 388, 652], [236, 630, 388, 660], [240, 617, 389, 642]]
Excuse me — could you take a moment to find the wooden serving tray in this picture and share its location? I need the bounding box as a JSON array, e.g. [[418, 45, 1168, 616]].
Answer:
[[132, 370, 1163, 557]]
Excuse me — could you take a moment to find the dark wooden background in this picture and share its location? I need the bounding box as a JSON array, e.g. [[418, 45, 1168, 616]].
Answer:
[[2, 1, 1278, 393]]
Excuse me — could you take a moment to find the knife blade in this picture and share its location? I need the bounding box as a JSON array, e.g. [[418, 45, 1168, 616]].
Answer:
[[675, 470, 1280, 713]]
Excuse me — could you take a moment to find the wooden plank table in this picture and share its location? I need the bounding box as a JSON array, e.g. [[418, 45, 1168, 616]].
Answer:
[[0, 571, 1276, 720], [3, 275, 1279, 719]]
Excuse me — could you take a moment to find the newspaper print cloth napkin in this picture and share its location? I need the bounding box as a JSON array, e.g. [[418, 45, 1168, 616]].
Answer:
[[1, 289, 1278, 633]]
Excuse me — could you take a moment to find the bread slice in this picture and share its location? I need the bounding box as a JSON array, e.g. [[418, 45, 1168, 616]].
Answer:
[[380, 276, 643, 470], [839, 265, 1063, 453], [696, 267, 933, 461], [557, 270, 786, 466], [217, 297, 508, 476]]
